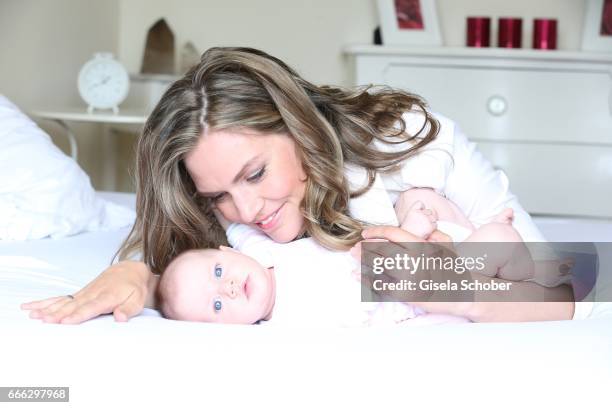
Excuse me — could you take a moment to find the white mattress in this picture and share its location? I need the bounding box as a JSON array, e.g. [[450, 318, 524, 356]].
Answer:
[[2, 192, 611, 407], [532, 215, 612, 242]]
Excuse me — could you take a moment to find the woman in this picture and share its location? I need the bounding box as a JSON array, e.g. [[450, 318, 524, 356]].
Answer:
[[22, 47, 575, 323]]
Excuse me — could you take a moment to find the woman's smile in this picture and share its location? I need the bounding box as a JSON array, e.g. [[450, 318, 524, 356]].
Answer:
[[255, 204, 284, 231]]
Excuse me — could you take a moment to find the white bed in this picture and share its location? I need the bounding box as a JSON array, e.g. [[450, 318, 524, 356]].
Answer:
[[2, 192, 611, 407]]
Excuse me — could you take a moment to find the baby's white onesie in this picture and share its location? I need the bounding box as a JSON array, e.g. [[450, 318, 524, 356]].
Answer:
[[436, 220, 473, 243]]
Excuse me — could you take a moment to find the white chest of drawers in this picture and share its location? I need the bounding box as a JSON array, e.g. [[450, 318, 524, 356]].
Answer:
[[344, 45, 612, 219]]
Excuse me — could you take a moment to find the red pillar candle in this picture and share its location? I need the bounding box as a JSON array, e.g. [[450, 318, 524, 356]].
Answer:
[[498, 17, 522, 48], [533, 18, 557, 50], [467, 17, 491, 47]]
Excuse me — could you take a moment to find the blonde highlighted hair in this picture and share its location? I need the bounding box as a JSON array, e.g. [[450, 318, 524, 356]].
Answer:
[[117, 47, 439, 274]]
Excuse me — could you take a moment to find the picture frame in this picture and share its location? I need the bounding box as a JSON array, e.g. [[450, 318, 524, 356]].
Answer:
[[376, 0, 442, 46], [581, 0, 612, 52]]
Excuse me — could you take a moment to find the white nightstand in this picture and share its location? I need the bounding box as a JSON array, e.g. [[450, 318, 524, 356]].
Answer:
[[30, 108, 148, 159], [30, 108, 148, 190]]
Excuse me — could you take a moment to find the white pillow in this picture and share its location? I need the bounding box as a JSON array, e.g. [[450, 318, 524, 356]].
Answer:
[[0, 95, 135, 240]]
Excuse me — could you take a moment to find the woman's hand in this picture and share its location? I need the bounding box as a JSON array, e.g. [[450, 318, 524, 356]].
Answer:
[[361, 225, 425, 242], [21, 261, 154, 324], [358, 226, 478, 318], [359, 225, 574, 322], [359, 226, 464, 305]]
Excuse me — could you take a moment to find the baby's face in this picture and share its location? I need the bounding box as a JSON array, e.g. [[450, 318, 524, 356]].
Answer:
[[165, 247, 275, 324]]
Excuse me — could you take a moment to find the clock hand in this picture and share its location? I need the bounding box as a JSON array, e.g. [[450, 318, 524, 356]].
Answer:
[[89, 76, 112, 90]]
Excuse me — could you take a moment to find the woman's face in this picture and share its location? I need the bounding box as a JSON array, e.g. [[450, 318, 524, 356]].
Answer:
[[184, 128, 307, 243]]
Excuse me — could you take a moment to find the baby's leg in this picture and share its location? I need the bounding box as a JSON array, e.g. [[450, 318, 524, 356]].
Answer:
[[457, 222, 535, 281], [457, 215, 573, 286]]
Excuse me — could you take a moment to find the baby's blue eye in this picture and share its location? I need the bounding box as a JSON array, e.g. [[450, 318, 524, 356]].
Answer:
[[214, 298, 223, 313], [214, 264, 222, 278]]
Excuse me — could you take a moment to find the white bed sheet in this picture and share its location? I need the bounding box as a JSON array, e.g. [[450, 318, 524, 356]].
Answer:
[[2, 192, 612, 407]]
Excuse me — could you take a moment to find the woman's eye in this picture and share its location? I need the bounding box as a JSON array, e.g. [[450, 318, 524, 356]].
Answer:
[[212, 192, 227, 203], [214, 264, 223, 278], [213, 298, 223, 313], [247, 166, 265, 182]]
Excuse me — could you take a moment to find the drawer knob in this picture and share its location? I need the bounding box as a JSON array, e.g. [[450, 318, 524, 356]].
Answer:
[[487, 95, 508, 116]]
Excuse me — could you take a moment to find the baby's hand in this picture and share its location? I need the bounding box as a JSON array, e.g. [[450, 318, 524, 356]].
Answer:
[[398, 201, 438, 239]]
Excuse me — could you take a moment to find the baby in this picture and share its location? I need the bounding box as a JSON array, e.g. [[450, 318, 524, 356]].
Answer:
[[159, 188, 569, 325], [159, 245, 276, 324], [158, 240, 430, 326], [393, 188, 570, 286]]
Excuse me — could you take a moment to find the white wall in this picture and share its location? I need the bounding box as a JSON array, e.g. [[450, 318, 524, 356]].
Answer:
[[118, 0, 588, 86], [0, 0, 119, 189], [0, 0, 590, 192], [118, 0, 377, 86]]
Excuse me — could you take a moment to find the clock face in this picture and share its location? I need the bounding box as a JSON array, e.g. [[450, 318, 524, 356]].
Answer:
[[78, 53, 130, 110]]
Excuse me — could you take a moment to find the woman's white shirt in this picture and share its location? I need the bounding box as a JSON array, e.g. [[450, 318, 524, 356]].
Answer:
[[346, 110, 547, 242]]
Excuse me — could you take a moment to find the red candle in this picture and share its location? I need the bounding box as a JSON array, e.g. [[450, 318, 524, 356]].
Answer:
[[467, 17, 491, 47], [498, 17, 522, 48], [533, 18, 557, 50]]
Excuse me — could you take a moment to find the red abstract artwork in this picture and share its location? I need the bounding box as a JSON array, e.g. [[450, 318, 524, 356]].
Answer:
[[394, 0, 424, 30], [602, 0, 612, 35]]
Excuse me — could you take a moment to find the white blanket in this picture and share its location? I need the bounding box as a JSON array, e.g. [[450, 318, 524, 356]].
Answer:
[[2, 193, 611, 406]]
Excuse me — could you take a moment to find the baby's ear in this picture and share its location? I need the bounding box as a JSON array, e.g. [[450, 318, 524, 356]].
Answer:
[[219, 245, 239, 253]]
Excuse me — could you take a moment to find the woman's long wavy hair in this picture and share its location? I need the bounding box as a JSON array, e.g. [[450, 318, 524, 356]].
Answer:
[[117, 47, 439, 274]]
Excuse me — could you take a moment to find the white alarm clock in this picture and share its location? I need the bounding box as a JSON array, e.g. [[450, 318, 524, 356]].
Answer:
[[78, 53, 130, 114]]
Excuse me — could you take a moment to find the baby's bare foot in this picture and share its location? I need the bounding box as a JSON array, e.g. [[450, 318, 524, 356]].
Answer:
[[533, 257, 575, 287], [492, 208, 514, 225]]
